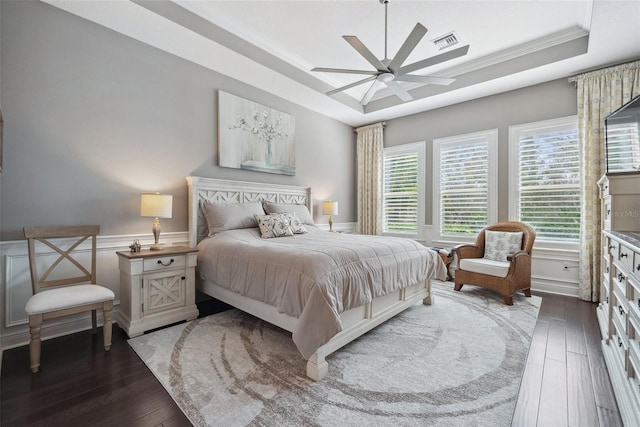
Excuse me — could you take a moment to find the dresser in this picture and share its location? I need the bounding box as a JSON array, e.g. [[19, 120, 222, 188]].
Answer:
[[116, 246, 199, 337], [598, 174, 640, 425]]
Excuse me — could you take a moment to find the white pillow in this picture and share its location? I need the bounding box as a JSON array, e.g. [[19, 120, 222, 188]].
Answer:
[[272, 212, 307, 234], [201, 201, 265, 236], [484, 230, 523, 262], [254, 214, 294, 239], [262, 201, 314, 225]]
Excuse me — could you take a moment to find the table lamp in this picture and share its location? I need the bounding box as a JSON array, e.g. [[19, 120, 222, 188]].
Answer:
[[140, 193, 173, 250], [322, 200, 339, 232]]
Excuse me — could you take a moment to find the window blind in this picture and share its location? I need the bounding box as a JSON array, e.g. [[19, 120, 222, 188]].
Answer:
[[383, 151, 419, 234], [517, 127, 580, 241], [439, 142, 489, 237]]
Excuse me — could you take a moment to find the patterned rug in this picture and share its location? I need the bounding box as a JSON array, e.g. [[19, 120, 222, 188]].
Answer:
[[129, 283, 541, 426]]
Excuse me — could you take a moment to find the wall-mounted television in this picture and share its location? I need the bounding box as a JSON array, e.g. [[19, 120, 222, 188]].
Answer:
[[606, 94, 640, 174]]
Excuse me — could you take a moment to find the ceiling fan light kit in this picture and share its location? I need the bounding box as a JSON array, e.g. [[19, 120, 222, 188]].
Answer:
[[312, 0, 469, 106]]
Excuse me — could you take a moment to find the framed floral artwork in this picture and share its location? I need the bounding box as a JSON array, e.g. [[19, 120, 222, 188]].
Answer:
[[218, 91, 295, 176]]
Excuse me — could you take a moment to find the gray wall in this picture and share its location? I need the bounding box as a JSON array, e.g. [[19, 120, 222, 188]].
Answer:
[[384, 78, 578, 224], [0, 0, 355, 241]]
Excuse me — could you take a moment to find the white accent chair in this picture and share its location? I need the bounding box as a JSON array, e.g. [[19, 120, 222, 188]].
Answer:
[[23, 225, 115, 373], [452, 221, 536, 305]]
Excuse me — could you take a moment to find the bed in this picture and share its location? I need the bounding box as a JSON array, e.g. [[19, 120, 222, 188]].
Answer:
[[186, 176, 447, 380]]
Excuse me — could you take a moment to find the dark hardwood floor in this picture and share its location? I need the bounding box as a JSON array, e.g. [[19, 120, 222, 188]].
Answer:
[[1, 291, 622, 426], [512, 291, 623, 426]]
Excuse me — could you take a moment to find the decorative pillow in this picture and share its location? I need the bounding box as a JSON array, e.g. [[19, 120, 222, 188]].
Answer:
[[262, 201, 315, 226], [484, 231, 523, 262], [255, 214, 294, 239], [201, 201, 265, 236], [272, 212, 307, 234]]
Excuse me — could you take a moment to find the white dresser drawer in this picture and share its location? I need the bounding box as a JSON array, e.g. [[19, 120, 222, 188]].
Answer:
[[613, 262, 628, 299], [613, 315, 629, 371], [619, 243, 635, 273]]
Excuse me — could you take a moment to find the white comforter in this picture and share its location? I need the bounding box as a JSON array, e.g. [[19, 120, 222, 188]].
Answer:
[[197, 227, 446, 358]]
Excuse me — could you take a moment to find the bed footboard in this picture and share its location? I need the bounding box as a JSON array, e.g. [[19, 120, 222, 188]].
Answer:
[[306, 279, 433, 381]]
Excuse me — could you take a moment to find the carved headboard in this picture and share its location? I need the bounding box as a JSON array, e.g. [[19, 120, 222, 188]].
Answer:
[[186, 176, 313, 246]]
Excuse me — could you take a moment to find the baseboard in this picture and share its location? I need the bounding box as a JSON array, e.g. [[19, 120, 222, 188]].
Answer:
[[531, 277, 579, 297]]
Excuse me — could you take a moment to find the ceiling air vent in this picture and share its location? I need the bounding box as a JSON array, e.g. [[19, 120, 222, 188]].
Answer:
[[432, 32, 458, 50]]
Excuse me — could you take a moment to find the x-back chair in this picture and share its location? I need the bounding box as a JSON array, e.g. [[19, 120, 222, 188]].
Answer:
[[23, 225, 115, 373]]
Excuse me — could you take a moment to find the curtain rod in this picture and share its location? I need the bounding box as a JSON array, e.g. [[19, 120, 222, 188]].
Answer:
[[353, 121, 386, 133]]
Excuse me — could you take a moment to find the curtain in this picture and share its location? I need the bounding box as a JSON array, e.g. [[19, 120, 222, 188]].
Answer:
[[569, 60, 640, 302], [356, 122, 384, 235]]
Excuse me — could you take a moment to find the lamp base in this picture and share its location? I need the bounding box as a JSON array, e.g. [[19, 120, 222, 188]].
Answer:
[[149, 243, 165, 251]]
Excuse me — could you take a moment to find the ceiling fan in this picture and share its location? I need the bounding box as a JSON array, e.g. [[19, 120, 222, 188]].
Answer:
[[312, 0, 469, 106]]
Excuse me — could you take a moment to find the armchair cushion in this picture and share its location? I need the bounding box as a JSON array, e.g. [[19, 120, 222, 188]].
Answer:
[[459, 258, 511, 278], [484, 231, 523, 262]]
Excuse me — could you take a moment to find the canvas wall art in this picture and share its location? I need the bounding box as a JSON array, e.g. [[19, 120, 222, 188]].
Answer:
[[218, 91, 295, 176]]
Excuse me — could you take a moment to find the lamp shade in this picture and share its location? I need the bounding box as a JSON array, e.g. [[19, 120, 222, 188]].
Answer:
[[322, 200, 339, 216], [140, 193, 173, 218]]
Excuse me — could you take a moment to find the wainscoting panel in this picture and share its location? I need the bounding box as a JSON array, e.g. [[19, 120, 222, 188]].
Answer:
[[1, 232, 189, 350], [1, 225, 578, 350]]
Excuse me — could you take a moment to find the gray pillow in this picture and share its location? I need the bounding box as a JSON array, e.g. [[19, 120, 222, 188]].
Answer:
[[484, 230, 523, 262], [201, 201, 265, 236], [262, 201, 315, 225]]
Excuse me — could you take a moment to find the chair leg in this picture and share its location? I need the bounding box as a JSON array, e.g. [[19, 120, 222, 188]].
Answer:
[[28, 314, 43, 373], [103, 300, 113, 352], [91, 309, 97, 334], [503, 295, 514, 305], [454, 282, 463, 292], [523, 288, 532, 297]]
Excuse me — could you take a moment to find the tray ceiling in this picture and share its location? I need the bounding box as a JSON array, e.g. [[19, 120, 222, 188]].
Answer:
[[43, 0, 640, 126]]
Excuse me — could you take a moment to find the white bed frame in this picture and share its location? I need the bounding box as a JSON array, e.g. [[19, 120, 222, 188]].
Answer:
[[186, 176, 433, 380]]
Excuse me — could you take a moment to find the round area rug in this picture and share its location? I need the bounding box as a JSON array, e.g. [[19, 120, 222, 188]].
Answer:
[[129, 284, 540, 427]]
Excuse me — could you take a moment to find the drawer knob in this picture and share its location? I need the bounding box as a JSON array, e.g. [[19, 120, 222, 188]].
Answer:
[[157, 258, 175, 267], [619, 337, 623, 348], [618, 273, 624, 282], [621, 252, 629, 258], [606, 296, 609, 304], [636, 264, 640, 271], [619, 305, 625, 316], [609, 245, 615, 250]]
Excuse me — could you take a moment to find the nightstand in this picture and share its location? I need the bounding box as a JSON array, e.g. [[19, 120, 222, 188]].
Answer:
[[116, 246, 199, 338]]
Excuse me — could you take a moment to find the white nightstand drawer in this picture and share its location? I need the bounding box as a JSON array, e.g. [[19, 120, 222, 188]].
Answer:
[[143, 254, 186, 272]]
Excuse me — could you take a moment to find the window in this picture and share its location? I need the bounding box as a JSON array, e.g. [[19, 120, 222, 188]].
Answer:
[[382, 142, 425, 239], [509, 116, 580, 244], [434, 130, 498, 240]]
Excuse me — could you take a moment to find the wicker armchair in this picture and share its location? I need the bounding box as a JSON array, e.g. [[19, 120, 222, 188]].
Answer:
[[453, 221, 535, 305]]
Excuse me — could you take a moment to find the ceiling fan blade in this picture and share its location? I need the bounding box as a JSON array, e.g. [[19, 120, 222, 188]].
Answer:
[[387, 23, 428, 72], [361, 80, 384, 106], [326, 75, 378, 96], [343, 35, 388, 71], [394, 74, 456, 86], [385, 80, 413, 102], [399, 45, 470, 75], [312, 67, 378, 75]]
